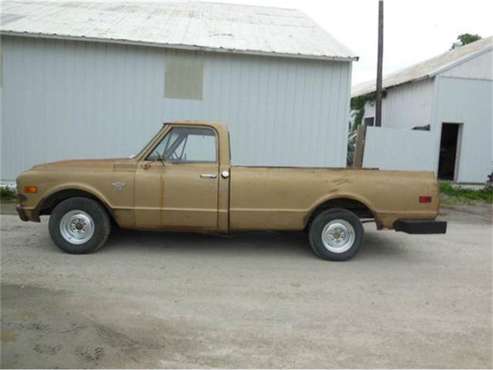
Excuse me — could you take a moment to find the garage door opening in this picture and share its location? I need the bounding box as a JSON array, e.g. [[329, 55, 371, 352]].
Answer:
[[438, 123, 462, 180]]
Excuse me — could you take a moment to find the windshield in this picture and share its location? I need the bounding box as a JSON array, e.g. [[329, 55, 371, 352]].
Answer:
[[131, 125, 168, 159]]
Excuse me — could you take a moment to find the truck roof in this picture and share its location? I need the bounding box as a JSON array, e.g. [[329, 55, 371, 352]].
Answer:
[[165, 120, 228, 133]]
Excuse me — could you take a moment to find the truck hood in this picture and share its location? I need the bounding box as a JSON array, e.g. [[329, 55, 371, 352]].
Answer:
[[31, 158, 134, 170]]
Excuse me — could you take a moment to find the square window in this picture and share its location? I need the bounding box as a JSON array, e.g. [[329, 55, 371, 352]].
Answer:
[[164, 56, 203, 100]]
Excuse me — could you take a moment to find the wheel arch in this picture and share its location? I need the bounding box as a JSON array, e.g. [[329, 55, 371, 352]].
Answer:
[[37, 185, 117, 224], [305, 194, 376, 229]]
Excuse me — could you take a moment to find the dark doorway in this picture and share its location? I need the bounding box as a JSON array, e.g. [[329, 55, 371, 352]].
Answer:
[[438, 123, 461, 180]]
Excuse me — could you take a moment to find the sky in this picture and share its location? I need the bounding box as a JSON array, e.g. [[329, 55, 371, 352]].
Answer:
[[201, 0, 493, 86]]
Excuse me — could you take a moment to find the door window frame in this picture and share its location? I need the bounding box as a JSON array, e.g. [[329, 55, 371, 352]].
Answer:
[[142, 124, 219, 165]]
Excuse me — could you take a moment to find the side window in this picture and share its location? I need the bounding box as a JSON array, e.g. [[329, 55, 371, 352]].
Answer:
[[147, 127, 217, 163]]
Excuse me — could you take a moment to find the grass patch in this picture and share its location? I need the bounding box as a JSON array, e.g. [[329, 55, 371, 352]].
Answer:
[[440, 182, 492, 204], [0, 186, 17, 201]]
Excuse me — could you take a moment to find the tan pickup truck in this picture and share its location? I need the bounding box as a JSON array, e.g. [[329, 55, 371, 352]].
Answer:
[[16, 121, 446, 260]]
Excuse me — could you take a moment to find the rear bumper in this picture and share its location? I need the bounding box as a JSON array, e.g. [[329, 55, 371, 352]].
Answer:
[[394, 219, 447, 234]]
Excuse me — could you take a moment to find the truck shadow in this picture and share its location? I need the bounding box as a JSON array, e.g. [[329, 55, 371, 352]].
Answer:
[[102, 226, 409, 261], [105, 228, 312, 258]]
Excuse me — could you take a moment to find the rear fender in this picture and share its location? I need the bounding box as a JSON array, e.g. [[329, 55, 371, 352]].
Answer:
[[306, 193, 379, 227]]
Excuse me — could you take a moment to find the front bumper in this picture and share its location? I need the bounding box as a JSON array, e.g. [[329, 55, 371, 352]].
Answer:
[[16, 204, 40, 222], [394, 219, 447, 234], [16, 204, 29, 221]]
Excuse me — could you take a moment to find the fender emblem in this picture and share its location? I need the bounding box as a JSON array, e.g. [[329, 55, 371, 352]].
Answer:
[[112, 181, 126, 191]]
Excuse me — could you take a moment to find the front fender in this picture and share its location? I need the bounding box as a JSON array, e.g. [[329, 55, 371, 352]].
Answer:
[[38, 183, 114, 211]]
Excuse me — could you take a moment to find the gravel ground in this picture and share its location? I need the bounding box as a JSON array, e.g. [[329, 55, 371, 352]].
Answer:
[[0, 207, 491, 368]]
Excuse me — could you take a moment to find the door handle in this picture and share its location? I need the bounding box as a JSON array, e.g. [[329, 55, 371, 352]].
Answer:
[[200, 173, 217, 179]]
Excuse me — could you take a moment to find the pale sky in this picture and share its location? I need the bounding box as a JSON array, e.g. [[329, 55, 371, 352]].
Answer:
[[202, 0, 493, 86]]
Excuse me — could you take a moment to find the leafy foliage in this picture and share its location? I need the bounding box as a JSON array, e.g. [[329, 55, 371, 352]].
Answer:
[[351, 96, 367, 130], [451, 33, 482, 49], [486, 171, 493, 191], [350, 92, 376, 130], [348, 93, 378, 165], [346, 130, 357, 167], [0, 186, 17, 201]]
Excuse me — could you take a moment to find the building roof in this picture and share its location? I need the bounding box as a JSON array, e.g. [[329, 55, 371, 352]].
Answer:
[[0, 0, 357, 62], [352, 36, 493, 97]]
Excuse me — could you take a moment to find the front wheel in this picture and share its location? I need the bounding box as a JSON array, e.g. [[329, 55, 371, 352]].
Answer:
[[49, 197, 111, 254], [308, 208, 364, 261]]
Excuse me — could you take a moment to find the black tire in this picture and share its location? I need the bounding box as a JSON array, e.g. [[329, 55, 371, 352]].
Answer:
[[308, 208, 364, 261], [49, 197, 111, 254]]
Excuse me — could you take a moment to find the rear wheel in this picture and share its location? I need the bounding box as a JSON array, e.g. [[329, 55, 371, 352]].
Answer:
[[49, 197, 111, 254], [308, 208, 364, 261]]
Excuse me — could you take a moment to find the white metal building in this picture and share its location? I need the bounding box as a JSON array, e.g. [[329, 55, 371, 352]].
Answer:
[[0, 1, 356, 182], [352, 37, 493, 184]]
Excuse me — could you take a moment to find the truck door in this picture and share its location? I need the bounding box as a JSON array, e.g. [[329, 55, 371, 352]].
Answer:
[[136, 126, 219, 230], [134, 160, 163, 228]]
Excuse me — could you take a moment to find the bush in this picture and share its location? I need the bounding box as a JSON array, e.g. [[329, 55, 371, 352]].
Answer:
[[486, 171, 493, 192], [0, 186, 17, 201], [440, 182, 493, 204]]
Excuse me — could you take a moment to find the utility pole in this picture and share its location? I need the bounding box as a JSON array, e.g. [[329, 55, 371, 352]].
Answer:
[[375, 0, 384, 127]]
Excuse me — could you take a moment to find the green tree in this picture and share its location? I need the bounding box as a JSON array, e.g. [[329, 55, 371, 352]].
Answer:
[[451, 33, 482, 49]]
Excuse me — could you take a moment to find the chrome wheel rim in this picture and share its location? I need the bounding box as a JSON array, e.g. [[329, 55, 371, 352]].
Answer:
[[321, 219, 355, 253], [59, 210, 95, 245]]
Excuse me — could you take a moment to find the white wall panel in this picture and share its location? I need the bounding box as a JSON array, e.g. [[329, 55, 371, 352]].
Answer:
[[363, 127, 435, 172], [432, 76, 492, 183], [1, 36, 352, 180]]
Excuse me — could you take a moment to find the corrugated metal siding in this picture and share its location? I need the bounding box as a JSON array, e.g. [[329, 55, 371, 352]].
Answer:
[[362, 79, 434, 129], [381, 79, 434, 129], [1, 36, 351, 180], [441, 50, 493, 80]]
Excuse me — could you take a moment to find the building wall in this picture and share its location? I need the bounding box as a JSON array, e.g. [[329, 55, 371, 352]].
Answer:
[[432, 75, 492, 183], [359, 50, 492, 183], [440, 49, 493, 80], [1, 36, 352, 181], [362, 78, 434, 129]]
